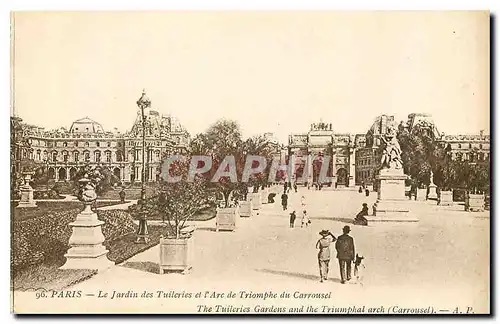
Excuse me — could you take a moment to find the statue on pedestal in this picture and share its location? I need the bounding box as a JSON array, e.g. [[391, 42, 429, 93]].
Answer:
[[380, 124, 403, 170]]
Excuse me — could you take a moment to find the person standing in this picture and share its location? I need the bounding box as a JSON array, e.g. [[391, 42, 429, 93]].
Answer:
[[301, 210, 310, 228], [119, 187, 126, 203], [335, 225, 355, 284], [316, 230, 337, 282], [289, 211, 297, 228], [300, 195, 306, 207], [281, 191, 288, 211], [293, 182, 298, 193]]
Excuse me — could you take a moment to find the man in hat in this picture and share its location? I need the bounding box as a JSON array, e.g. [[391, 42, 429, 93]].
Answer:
[[316, 230, 337, 282], [335, 225, 355, 284]]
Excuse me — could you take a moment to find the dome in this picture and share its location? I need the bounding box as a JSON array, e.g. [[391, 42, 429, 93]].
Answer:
[[69, 117, 105, 133]]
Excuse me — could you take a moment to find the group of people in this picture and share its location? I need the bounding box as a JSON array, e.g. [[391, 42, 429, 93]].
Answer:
[[358, 182, 370, 197], [316, 226, 356, 284]]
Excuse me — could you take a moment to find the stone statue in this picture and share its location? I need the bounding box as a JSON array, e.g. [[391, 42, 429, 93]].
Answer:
[[380, 125, 403, 170]]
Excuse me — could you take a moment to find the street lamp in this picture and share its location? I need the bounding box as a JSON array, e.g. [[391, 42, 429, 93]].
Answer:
[[43, 158, 49, 192], [135, 89, 150, 244]]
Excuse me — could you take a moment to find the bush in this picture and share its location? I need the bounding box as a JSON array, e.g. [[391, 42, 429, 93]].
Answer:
[[33, 190, 64, 200], [12, 205, 136, 274]]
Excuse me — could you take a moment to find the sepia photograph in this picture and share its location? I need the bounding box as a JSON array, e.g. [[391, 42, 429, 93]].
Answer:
[[10, 11, 490, 314]]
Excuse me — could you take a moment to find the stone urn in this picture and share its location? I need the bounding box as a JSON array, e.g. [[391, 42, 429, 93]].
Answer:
[[465, 193, 485, 212], [17, 172, 37, 208], [215, 207, 237, 232], [60, 175, 113, 270]]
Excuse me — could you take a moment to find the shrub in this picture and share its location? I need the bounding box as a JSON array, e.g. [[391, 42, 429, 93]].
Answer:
[[12, 205, 136, 274]]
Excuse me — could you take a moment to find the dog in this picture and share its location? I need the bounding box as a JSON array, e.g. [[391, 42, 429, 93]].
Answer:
[[353, 254, 365, 286]]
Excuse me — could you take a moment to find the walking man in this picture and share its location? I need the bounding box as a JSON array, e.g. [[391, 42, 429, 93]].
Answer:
[[335, 225, 355, 284], [289, 211, 297, 228], [281, 191, 288, 211], [316, 230, 336, 282]]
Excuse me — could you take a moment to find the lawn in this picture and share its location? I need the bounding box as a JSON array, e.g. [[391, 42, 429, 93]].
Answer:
[[11, 200, 178, 291], [11, 225, 170, 291]]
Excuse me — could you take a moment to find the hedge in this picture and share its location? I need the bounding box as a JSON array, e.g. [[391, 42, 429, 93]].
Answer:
[[12, 206, 136, 274]]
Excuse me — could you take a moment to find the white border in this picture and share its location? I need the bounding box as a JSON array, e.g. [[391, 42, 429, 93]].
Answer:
[[3, 1, 498, 323]]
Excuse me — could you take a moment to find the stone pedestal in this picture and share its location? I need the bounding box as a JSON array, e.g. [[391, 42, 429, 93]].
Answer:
[[428, 184, 438, 200], [368, 169, 418, 223], [438, 190, 453, 206], [416, 188, 427, 201], [60, 203, 113, 270], [17, 173, 37, 208]]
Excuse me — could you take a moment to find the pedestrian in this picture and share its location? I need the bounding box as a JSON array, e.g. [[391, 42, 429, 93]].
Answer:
[[358, 186, 363, 193], [289, 211, 297, 228], [301, 194, 306, 207], [119, 188, 126, 203], [301, 210, 310, 228], [316, 230, 337, 283], [283, 182, 288, 194], [335, 225, 355, 284], [365, 188, 370, 197], [281, 191, 288, 211], [293, 183, 298, 193], [353, 203, 369, 226]]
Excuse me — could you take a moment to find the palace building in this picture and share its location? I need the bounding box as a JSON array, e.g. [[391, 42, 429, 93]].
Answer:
[[288, 113, 490, 188], [11, 91, 190, 184], [287, 121, 365, 187], [354, 113, 490, 187]]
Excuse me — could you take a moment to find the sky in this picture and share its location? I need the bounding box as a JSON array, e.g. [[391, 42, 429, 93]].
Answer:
[[12, 11, 490, 143]]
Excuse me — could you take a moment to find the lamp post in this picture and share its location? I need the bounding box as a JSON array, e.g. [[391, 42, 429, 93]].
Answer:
[[43, 158, 49, 192], [135, 89, 150, 244]]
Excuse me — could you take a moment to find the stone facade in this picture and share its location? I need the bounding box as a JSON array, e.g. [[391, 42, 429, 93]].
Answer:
[[354, 113, 490, 189], [11, 91, 190, 184], [287, 121, 365, 187]]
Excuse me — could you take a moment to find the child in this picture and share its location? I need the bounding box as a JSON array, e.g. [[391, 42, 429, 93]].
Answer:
[[301, 210, 310, 228]]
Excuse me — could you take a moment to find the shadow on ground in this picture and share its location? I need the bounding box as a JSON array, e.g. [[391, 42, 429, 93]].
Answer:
[[195, 227, 216, 232], [121, 261, 159, 274], [256, 268, 342, 283]]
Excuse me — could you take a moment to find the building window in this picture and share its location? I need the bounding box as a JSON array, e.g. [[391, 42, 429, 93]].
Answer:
[[106, 151, 111, 163], [52, 152, 57, 162], [458, 143, 461, 149], [63, 152, 69, 162], [85, 142, 89, 147], [95, 151, 101, 162], [469, 143, 472, 149], [75, 141, 79, 147], [36, 150, 41, 161], [96, 142, 100, 147], [84, 152, 90, 162], [63, 142, 68, 147], [155, 151, 160, 160], [479, 144, 483, 149], [74, 152, 79, 162], [107, 142, 111, 147]]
